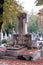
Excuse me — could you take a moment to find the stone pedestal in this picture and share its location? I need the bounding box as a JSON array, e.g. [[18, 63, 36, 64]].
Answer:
[[13, 33, 32, 48]]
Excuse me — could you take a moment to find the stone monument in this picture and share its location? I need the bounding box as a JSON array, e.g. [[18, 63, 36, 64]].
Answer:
[[18, 13, 27, 35], [13, 13, 32, 48]]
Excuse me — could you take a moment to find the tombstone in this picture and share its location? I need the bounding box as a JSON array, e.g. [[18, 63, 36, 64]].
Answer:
[[8, 34, 11, 40], [1, 31, 3, 41], [0, 31, 3, 40], [15, 13, 27, 45], [18, 13, 28, 35], [4, 33, 8, 39], [0, 31, 3, 45], [13, 13, 32, 48]]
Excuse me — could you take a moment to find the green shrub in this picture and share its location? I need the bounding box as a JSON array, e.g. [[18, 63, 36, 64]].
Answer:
[[41, 50, 43, 55], [27, 23, 39, 33], [2, 39, 7, 44]]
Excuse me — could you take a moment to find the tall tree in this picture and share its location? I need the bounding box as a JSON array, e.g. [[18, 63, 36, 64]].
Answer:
[[0, 0, 23, 31], [27, 11, 39, 33], [38, 8, 43, 16], [0, 0, 4, 31], [28, 11, 36, 25], [3, 0, 23, 22], [35, 0, 43, 6], [2, 18, 18, 35]]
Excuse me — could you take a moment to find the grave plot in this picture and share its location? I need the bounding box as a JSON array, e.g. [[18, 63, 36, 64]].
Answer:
[[0, 13, 41, 61]]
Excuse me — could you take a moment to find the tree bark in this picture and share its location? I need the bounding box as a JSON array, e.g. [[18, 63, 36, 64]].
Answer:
[[0, 0, 4, 32], [0, 22, 3, 32]]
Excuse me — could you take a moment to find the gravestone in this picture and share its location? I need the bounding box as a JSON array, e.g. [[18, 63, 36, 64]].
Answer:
[[18, 13, 27, 35], [0, 32, 3, 45], [13, 13, 32, 48], [13, 13, 27, 45]]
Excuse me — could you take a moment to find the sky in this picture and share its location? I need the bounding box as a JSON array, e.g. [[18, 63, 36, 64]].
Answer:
[[16, 0, 43, 14]]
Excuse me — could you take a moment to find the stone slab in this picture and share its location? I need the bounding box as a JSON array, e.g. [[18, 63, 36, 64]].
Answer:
[[0, 48, 41, 61]]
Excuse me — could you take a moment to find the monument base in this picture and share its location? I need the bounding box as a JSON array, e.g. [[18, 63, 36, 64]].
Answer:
[[13, 34, 32, 48], [0, 47, 41, 61]]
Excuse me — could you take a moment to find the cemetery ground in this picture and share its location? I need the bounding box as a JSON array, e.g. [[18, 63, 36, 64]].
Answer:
[[0, 47, 43, 65], [0, 54, 43, 65]]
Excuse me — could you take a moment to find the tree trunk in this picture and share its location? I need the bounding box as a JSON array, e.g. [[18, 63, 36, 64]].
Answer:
[[0, 22, 3, 32], [0, 0, 4, 31]]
